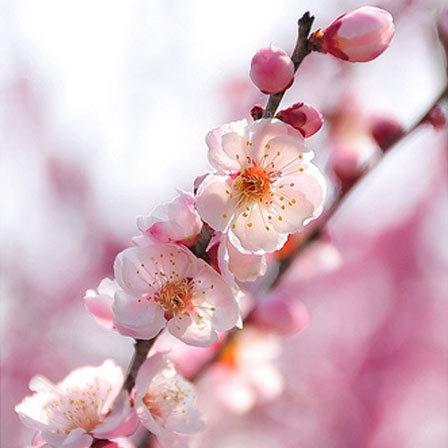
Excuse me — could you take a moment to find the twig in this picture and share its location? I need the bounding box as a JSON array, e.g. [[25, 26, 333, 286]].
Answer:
[[263, 12, 315, 118], [123, 338, 157, 393]]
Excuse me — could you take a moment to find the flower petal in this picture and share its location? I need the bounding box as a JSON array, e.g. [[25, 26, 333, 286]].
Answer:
[[229, 202, 287, 254], [206, 120, 247, 173], [167, 314, 218, 347], [191, 263, 240, 331], [112, 291, 166, 339], [195, 174, 236, 231]]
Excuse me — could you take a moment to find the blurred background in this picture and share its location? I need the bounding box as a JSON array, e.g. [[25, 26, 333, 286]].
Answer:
[[1, 0, 447, 446]]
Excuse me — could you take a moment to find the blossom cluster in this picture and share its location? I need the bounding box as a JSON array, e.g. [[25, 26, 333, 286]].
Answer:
[[15, 6, 396, 448]]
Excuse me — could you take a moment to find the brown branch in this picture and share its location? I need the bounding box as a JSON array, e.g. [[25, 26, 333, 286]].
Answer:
[[262, 11, 315, 118], [123, 338, 157, 393]]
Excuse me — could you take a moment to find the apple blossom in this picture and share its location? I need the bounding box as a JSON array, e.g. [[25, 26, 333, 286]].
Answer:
[[15, 360, 138, 448], [135, 353, 204, 448], [196, 118, 326, 254], [249, 46, 295, 94], [84, 278, 118, 330], [315, 6, 394, 63], [276, 102, 323, 138], [135, 191, 202, 248], [209, 327, 283, 414], [112, 243, 240, 346]]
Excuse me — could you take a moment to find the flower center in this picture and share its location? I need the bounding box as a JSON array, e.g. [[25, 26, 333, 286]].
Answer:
[[218, 338, 239, 369], [143, 391, 162, 418], [233, 166, 271, 205], [154, 278, 193, 319]]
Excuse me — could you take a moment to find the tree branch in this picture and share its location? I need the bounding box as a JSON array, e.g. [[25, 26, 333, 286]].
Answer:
[[262, 12, 315, 118]]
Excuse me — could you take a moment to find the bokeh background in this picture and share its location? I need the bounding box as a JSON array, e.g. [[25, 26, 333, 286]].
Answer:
[[1, 0, 447, 446]]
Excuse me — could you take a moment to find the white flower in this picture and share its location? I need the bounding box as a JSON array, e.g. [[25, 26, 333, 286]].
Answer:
[[135, 353, 205, 448], [15, 361, 137, 448], [112, 243, 240, 347], [196, 118, 326, 254]]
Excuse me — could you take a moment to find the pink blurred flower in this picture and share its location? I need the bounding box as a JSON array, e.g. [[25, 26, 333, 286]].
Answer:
[[319, 6, 394, 62], [196, 118, 326, 254], [84, 278, 118, 330], [249, 46, 295, 94], [209, 327, 283, 414], [16, 361, 138, 448], [276, 102, 323, 138], [370, 115, 404, 151], [252, 291, 309, 335], [135, 353, 204, 448], [135, 191, 202, 248], [112, 244, 240, 346]]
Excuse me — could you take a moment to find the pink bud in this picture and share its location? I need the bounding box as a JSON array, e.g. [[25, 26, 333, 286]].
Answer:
[[250, 104, 264, 120], [425, 105, 447, 130], [370, 115, 404, 151], [92, 442, 119, 448], [249, 46, 295, 94], [321, 6, 394, 62], [253, 292, 310, 335], [276, 102, 324, 137], [330, 144, 366, 193]]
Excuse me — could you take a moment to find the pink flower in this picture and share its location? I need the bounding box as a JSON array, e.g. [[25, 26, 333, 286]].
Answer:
[[135, 191, 202, 248], [196, 118, 326, 254], [276, 102, 324, 138], [252, 291, 309, 335], [320, 6, 394, 62], [135, 353, 204, 448], [249, 46, 295, 94], [84, 278, 118, 330], [216, 233, 267, 283], [16, 361, 138, 448], [208, 327, 283, 414], [112, 244, 240, 346]]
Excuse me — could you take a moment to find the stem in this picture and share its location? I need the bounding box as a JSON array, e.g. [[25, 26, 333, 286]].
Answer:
[[262, 11, 315, 118], [123, 338, 157, 393]]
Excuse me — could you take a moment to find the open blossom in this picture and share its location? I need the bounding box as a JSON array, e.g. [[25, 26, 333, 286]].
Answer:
[[135, 191, 202, 248], [208, 327, 283, 414], [112, 243, 240, 346], [135, 353, 204, 448], [84, 278, 119, 330], [15, 361, 137, 448], [318, 6, 394, 62], [196, 118, 326, 254]]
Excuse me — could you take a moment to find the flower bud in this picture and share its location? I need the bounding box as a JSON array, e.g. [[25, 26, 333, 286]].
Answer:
[[249, 46, 295, 94], [250, 104, 264, 120], [330, 144, 367, 193], [253, 292, 310, 335], [319, 6, 394, 62], [425, 105, 447, 130], [276, 102, 323, 137], [370, 115, 404, 151]]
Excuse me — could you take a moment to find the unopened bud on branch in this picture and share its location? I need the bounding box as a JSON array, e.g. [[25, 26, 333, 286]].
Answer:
[[250, 45, 295, 94]]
